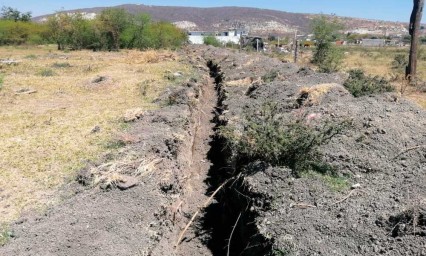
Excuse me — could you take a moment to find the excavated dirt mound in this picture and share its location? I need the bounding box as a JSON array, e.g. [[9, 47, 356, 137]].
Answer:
[[192, 46, 426, 256]]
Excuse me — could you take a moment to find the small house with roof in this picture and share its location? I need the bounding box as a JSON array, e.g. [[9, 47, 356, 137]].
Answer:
[[188, 29, 248, 45]]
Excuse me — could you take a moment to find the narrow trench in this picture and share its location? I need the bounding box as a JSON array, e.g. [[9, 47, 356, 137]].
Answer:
[[202, 60, 272, 256]]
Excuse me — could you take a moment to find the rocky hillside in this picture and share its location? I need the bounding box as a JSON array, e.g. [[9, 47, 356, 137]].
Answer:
[[34, 4, 410, 36]]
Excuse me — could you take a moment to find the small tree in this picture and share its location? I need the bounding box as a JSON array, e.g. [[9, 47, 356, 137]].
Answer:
[[120, 13, 151, 49], [311, 15, 344, 73], [203, 35, 221, 47], [46, 13, 73, 50], [96, 8, 130, 50], [1, 6, 31, 22]]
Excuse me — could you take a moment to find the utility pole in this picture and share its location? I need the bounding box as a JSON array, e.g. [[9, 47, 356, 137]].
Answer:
[[406, 0, 425, 83], [256, 38, 259, 52]]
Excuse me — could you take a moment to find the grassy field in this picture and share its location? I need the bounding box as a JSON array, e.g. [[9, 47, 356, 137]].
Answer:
[[342, 46, 426, 79], [0, 45, 190, 223], [343, 46, 426, 108], [275, 45, 426, 108]]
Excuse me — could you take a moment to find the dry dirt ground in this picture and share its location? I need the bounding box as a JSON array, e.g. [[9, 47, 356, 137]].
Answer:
[[0, 45, 425, 256]]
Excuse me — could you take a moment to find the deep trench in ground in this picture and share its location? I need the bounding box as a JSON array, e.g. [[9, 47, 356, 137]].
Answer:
[[200, 60, 272, 256]]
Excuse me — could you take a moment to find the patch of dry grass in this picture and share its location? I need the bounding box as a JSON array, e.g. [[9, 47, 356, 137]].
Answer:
[[0, 45, 190, 222], [270, 46, 426, 109], [226, 77, 254, 86], [299, 83, 339, 106], [90, 157, 163, 188], [342, 46, 426, 108]]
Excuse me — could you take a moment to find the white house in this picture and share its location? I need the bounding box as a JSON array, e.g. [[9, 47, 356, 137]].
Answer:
[[188, 29, 248, 45]]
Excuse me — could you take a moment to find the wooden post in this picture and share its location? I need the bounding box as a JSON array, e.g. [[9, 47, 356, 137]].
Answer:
[[294, 40, 299, 63], [291, 30, 297, 51], [406, 0, 425, 83]]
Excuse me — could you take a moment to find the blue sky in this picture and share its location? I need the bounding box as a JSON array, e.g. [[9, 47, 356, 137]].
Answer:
[[0, 0, 423, 22]]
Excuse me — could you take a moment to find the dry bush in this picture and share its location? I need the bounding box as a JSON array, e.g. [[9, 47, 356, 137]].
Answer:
[[89, 158, 163, 189]]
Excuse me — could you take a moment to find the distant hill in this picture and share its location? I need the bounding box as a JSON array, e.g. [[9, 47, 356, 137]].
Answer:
[[34, 4, 410, 36]]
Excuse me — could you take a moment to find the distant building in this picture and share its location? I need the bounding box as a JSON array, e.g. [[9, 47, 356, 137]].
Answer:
[[361, 39, 386, 47], [386, 39, 404, 47], [188, 29, 248, 45]]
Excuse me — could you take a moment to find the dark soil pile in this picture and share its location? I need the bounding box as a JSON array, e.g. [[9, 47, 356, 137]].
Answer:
[[193, 46, 426, 256]]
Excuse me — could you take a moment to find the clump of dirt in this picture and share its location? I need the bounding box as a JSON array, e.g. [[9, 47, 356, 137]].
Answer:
[[91, 75, 110, 83], [384, 207, 426, 237], [123, 108, 145, 122]]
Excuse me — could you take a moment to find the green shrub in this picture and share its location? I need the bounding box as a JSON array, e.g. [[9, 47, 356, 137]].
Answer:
[[220, 102, 351, 175], [24, 54, 37, 59], [261, 70, 279, 83], [104, 140, 126, 149], [392, 54, 408, 71], [52, 62, 72, 68], [139, 21, 188, 50], [303, 171, 349, 191], [0, 223, 12, 246], [138, 81, 150, 96], [38, 69, 56, 77], [316, 45, 344, 73], [343, 69, 394, 97], [311, 16, 344, 73], [203, 35, 221, 47], [0, 20, 47, 45]]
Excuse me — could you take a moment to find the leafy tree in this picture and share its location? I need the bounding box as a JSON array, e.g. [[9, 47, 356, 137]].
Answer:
[[0, 6, 189, 50], [0, 20, 47, 45], [142, 21, 187, 49], [1, 6, 31, 22], [120, 13, 151, 49], [46, 13, 73, 50], [311, 15, 344, 73], [68, 13, 95, 50], [95, 8, 131, 50], [46, 12, 97, 50]]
